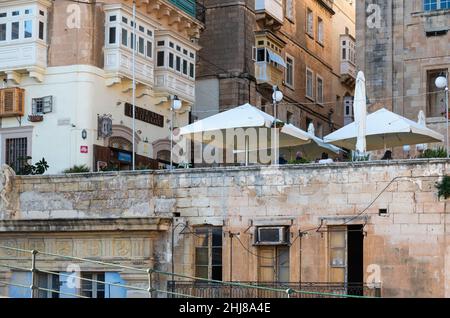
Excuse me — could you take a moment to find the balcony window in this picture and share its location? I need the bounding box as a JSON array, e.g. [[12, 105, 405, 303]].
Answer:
[[105, 10, 154, 62], [189, 62, 194, 78], [258, 246, 289, 283], [108, 27, 116, 44], [0, 23, 5, 41], [0, 6, 47, 43], [11, 21, 19, 40], [157, 51, 165, 67], [24, 20, 32, 38], [138, 36, 145, 55], [176, 56, 181, 72], [38, 21, 44, 40], [146, 40, 152, 58], [169, 52, 174, 68], [182, 59, 188, 75], [424, 0, 450, 11]]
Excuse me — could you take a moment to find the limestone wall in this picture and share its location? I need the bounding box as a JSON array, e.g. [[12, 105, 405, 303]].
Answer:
[[1, 159, 450, 297]]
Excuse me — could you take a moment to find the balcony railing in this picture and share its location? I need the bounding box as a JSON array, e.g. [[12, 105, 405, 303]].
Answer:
[[167, 281, 382, 298], [168, 0, 195, 17]]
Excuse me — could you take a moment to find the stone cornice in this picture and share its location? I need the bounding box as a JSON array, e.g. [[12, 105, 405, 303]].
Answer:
[[0, 218, 172, 233]]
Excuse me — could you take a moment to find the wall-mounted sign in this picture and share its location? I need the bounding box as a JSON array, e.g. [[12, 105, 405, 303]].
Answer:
[[80, 146, 88, 154], [118, 151, 132, 163], [124, 103, 164, 128], [98, 114, 113, 138]]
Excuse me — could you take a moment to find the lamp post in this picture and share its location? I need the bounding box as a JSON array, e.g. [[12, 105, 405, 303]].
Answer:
[[170, 95, 182, 170], [272, 86, 283, 165], [131, 0, 136, 170], [436, 74, 449, 158]]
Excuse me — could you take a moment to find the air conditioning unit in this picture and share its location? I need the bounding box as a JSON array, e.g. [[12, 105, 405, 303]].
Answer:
[[0, 88, 25, 118], [256, 226, 289, 245]]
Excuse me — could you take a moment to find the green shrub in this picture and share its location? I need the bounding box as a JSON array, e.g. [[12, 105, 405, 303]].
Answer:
[[64, 165, 90, 173], [436, 175, 450, 199], [419, 147, 448, 158], [288, 158, 310, 164], [14, 157, 49, 175]]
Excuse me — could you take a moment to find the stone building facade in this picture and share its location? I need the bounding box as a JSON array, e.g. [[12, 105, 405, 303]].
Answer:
[[195, 0, 356, 138], [356, 0, 450, 143], [0, 0, 203, 174], [1, 159, 450, 297]]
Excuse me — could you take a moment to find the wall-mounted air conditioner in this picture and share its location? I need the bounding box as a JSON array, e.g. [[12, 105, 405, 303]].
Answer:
[[255, 226, 289, 245]]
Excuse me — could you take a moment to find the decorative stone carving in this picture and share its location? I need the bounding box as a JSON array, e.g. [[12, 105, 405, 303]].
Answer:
[[0, 164, 15, 207]]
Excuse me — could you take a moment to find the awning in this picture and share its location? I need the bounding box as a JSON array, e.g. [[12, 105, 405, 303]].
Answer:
[[267, 49, 287, 68]]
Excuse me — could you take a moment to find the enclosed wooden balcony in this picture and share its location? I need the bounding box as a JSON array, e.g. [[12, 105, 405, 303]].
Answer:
[[255, 0, 284, 28], [0, 88, 25, 118]]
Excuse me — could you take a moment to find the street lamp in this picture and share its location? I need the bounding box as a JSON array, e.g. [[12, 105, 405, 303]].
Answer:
[[272, 86, 283, 165], [170, 95, 182, 170], [436, 74, 449, 158]]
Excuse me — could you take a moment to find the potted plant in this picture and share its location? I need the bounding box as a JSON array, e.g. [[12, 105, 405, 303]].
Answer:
[[28, 114, 44, 122]]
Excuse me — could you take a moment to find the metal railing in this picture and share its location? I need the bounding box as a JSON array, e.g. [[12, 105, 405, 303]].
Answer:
[[0, 245, 380, 298], [167, 281, 381, 298]]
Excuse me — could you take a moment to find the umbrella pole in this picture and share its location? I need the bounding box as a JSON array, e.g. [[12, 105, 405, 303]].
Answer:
[[245, 136, 249, 166]]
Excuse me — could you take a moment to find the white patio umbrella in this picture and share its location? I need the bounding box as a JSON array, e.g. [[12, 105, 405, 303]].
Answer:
[[354, 71, 367, 154], [288, 123, 344, 160], [179, 103, 311, 152], [324, 108, 444, 151]]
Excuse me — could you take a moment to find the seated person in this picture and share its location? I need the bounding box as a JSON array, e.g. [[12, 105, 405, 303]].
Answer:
[[278, 153, 288, 164], [318, 152, 334, 164], [295, 151, 304, 161], [381, 150, 393, 160]]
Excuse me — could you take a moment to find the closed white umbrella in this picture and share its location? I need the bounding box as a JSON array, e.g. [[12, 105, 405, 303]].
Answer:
[[179, 103, 311, 152], [354, 71, 367, 154], [324, 108, 444, 151], [416, 110, 428, 152]]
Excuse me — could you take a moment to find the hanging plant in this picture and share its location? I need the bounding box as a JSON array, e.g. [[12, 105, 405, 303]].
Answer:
[[435, 175, 450, 200]]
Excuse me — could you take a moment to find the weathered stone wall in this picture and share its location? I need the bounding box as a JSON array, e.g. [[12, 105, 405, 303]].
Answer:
[[1, 160, 450, 297]]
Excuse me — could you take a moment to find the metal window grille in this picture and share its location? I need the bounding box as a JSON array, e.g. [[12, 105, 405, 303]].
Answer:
[[5, 137, 27, 172]]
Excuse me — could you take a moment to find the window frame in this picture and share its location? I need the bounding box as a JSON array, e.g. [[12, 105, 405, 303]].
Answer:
[[285, 54, 294, 89], [306, 8, 314, 38], [306, 67, 315, 100], [316, 75, 324, 105], [194, 226, 223, 281], [317, 17, 324, 45]]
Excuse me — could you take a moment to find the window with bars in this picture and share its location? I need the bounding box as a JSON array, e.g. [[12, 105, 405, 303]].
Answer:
[[5, 137, 28, 172], [194, 226, 222, 281]]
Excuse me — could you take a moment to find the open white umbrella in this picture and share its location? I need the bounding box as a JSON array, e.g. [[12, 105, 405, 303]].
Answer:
[[288, 123, 344, 160], [179, 103, 311, 152], [354, 71, 367, 154], [324, 108, 444, 151]]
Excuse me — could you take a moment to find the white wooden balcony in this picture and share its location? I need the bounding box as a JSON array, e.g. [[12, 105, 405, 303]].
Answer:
[[255, 0, 284, 26], [104, 47, 154, 87], [154, 69, 195, 103]]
